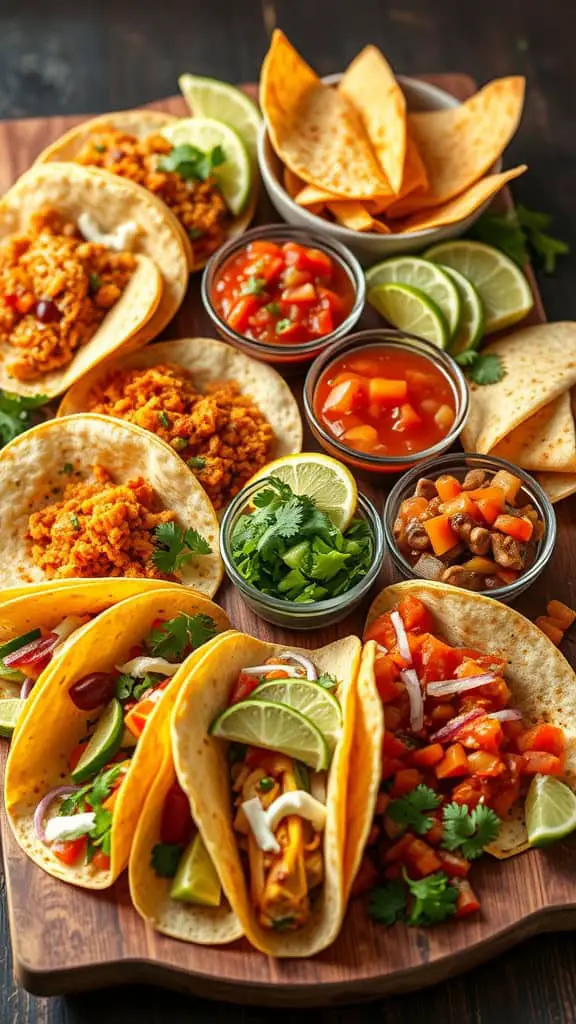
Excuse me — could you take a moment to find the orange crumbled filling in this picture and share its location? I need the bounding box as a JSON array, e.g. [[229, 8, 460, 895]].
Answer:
[[0, 207, 135, 381], [75, 129, 229, 264], [85, 363, 275, 510], [27, 464, 174, 579]]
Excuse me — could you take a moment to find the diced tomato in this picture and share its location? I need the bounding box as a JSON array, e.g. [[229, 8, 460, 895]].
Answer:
[[520, 751, 564, 776], [92, 850, 111, 872], [383, 701, 407, 731], [451, 777, 491, 809], [343, 424, 379, 451], [416, 634, 460, 684], [322, 377, 366, 418], [259, 255, 284, 284], [405, 837, 442, 876], [384, 862, 403, 880], [303, 246, 334, 276], [398, 596, 434, 634], [491, 753, 523, 818], [245, 747, 271, 769], [467, 750, 505, 778], [310, 307, 333, 336], [227, 295, 259, 332], [517, 724, 565, 757], [394, 402, 422, 432], [426, 818, 445, 846], [365, 612, 396, 649], [249, 240, 283, 258], [229, 671, 261, 705], [350, 854, 379, 898], [429, 702, 456, 725], [391, 768, 422, 797], [411, 743, 444, 768], [52, 837, 87, 866], [381, 756, 405, 781], [436, 742, 470, 779], [455, 879, 481, 918], [317, 286, 345, 316], [459, 717, 504, 754], [435, 475, 462, 502], [383, 730, 410, 758], [438, 850, 471, 878], [383, 832, 415, 862], [375, 658, 404, 704], [69, 741, 88, 772], [281, 282, 317, 305], [160, 782, 193, 846], [493, 514, 533, 542]]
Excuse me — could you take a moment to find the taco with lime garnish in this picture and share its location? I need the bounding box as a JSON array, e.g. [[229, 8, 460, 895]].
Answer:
[[4, 588, 230, 889], [170, 631, 361, 956], [35, 107, 257, 271], [0, 413, 222, 594]]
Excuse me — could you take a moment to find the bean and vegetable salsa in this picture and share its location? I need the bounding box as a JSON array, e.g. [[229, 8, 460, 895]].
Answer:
[[212, 240, 355, 345], [314, 346, 456, 458]]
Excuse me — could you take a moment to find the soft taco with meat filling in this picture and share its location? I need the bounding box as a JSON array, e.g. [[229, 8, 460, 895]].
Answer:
[[0, 163, 189, 396], [170, 631, 361, 956], [5, 588, 230, 888], [0, 414, 222, 594], [36, 108, 257, 272], [58, 337, 303, 512]]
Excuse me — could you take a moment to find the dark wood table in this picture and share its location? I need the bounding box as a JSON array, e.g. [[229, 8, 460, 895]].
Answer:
[[1, 1, 575, 1021]]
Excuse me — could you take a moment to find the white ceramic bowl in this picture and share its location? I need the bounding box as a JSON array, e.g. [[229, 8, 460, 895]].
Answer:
[[258, 74, 498, 265]]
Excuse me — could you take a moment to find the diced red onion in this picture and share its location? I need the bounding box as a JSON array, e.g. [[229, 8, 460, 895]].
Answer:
[[401, 669, 424, 732], [391, 611, 412, 665], [33, 786, 81, 844], [4, 633, 59, 668], [487, 709, 523, 722], [278, 651, 317, 681], [240, 664, 305, 677], [19, 678, 34, 699], [429, 706, 486, 743], [427, 673, 496, 697]]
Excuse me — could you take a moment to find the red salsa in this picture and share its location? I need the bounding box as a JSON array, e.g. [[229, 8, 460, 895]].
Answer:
[[314, 346, 457, 458], [212, 239, 355, 345]]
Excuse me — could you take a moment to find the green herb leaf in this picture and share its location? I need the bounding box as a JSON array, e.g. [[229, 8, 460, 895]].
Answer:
[[94, 142, 107, 153], [61, 462, 73, 475], [469, 203, 569, 274], [404, 869, 458, 926], [316, 672, 338, 691], [186, 455, 206, 470], [152, 522, 212, 575], [70, 513, 80, 530], [158, 411, 170, 428], [466, 352, 505, 385], [150, 841, 183, 878], [265, 302, 282, 315], [115, 674, 135, 701], [158, 143, 226, 182], [388, 785, 442, 836], [89, 272, 101, 292], [276, 318, 292, 333], [188, 227, 204, 240], [442, 802, 501, 859], [454, 350, 479, 367], [369, 880, 407, 926], [0, 391, 48, 448], [241, 276, 267, 296], [147, 612, 217, 660]]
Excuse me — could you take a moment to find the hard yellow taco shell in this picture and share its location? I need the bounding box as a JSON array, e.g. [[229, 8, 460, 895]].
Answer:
[[5, 588, 230, 889], [0, 413, 222, 595], [0, 577, 178, 608], [171, 631, 361, 957]]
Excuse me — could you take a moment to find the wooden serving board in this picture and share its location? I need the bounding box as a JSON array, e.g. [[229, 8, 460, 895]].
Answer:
[[0, 77, 574, 1006]]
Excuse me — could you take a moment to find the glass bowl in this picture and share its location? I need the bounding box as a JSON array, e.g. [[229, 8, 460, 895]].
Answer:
[[383, 452, 556, 603], [304, 328, 470, 474], [201, 224, 366, 368], [220, 480, 384, 629]]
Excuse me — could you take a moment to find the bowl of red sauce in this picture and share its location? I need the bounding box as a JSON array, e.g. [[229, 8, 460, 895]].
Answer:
[[201, 224, 365, 366], [304, 329, 469, 474]]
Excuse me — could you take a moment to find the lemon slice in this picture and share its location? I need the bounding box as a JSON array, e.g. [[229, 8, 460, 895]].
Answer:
[[0, 697, 26, 738], [442, 265, 485, 355], [365, 255, 461, 338], [249, 453, 358, 532], [525, 773, 576, 847], [210, 699, 330, 771], [368, 282, 449, 350], [252, 678, 342, 750], [169, 833, 221, 906], [424, 240, 534, 333], [162, 116, 251, 216], [178, 74, 262, 164]]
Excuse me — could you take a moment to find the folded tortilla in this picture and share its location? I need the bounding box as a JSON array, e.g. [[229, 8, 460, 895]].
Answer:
[[5, 588, 230, 888], [171, 631, 362, 957]]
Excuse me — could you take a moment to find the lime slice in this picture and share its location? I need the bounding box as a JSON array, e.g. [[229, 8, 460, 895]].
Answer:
[[0, 698, 26, 738], [162, 116, 251, 216], [368, 282, 449, 350], [441, 265, 485, 355], [365, 255, 461, 338], [71, 698, 124, 784], [178, 74, 262, 164], [252, 678, 342, 750], [210, 699, 330, 771], [424, 240, 534, 334], [249, 453, 358, 532], [169, 832, 221, 906], [525, 773, 576, 847]]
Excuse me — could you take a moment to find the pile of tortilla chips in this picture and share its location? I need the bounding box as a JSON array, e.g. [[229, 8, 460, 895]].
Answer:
[[461, 322, 576, 502], [260, 31, 527, 235]]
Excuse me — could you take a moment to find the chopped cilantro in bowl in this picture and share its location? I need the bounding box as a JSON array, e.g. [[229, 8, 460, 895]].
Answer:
[[220, 476, 384, 629]]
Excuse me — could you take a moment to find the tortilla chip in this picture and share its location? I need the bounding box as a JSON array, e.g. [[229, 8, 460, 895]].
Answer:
[[260, 30, 392, 200], [391, 166, 527, 233], [0, 413, 222, 594], [386, 77, 526, 217], [294, 183, 338, 207], [492, 390, 576, 473], [327, 201, 391, 233], [536, 472, 576, 504], [400, 133, 429, 199], [283, 165, 306, 198], [461, 323, 576, 456], [339, 45, 404, 194]]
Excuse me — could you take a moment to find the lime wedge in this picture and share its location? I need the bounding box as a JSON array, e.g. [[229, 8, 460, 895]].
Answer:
[[178, 74, 262, 164], [368, 282, 449, 349], [169, 832, 221, 906], [71, 698, 124, 784], [365, 255, 461, 338], [162, 116, 251, 217], [525, 773, 576, 847], [424, 240, 534, 334], [210, 699, 330, 771], [249, 452, 357, 531], [252, 678, 342, 750], [0, 697, 27, 738], [441, 265, 485, 355]]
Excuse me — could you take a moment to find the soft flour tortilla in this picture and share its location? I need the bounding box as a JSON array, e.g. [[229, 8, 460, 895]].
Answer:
[[57, 337, 303, 467], [365, 581, 576, 856], [171, 631, 362, 957], [491, 390, 576, 473], [0, 413, 223, 595], [36, 107, 258, 272], [5, 588, 230, 889], [536, 472, 576, 504], [0, 162, 189, 381], [129, 630, 242, 944]]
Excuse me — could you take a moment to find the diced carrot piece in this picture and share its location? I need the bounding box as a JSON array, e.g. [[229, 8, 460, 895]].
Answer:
[[517, 724, 565, 757], [438, 850, 470, 878], [462, 556, 499, 574], [435, 475, 462, 502], [429, 702, 456, 724], [493, 514, 533, 542], [391, 767, 422, 797], [490, 469, 522, 503], [406, 837, 442, 876], [423, 514, 458, 556], [322, 378, 365, 417], [455, 879, 481, 917], [547, 600, 576, 629], [343, 424, 379, 450], [399, 496, 429, 520], [375, 666, 405, 704], [383, 702, 405, 731], [467, 486, 506, 524], [426, 817, 444, 845], [459, 717, 504, 754], [411, 743, 445, 768], [451, 778, 491, 809], [441, 493, 481, 518], [368, 378, 408, 404], [467, 750, 505, 778], [398, 595, 434, 633], [534, 616, 564, 646], [394, 402, 422, 432], [436, 742, 470, 779], [521, 751, 564, 776]]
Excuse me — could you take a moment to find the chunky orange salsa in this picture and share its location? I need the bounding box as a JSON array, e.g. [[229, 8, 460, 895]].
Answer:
[[354, 596, 568, 919], [212, 239, 355, 345], [314, 347, 456, 458]]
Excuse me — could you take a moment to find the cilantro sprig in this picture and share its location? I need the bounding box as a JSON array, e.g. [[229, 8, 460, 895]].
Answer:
[[146, 612, 217, 660], [0, 391, 48, 448], [158, 143, 226, 182], [387, 785, 442, 836], [442, 803, 501, 859], [469, 203, 569, 274], [59, 763, 125, 858], [152, 522, 211, 575], [150, 841, 183, 878], [369, 871, 458, 928], [455, 350, 505, 386]]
